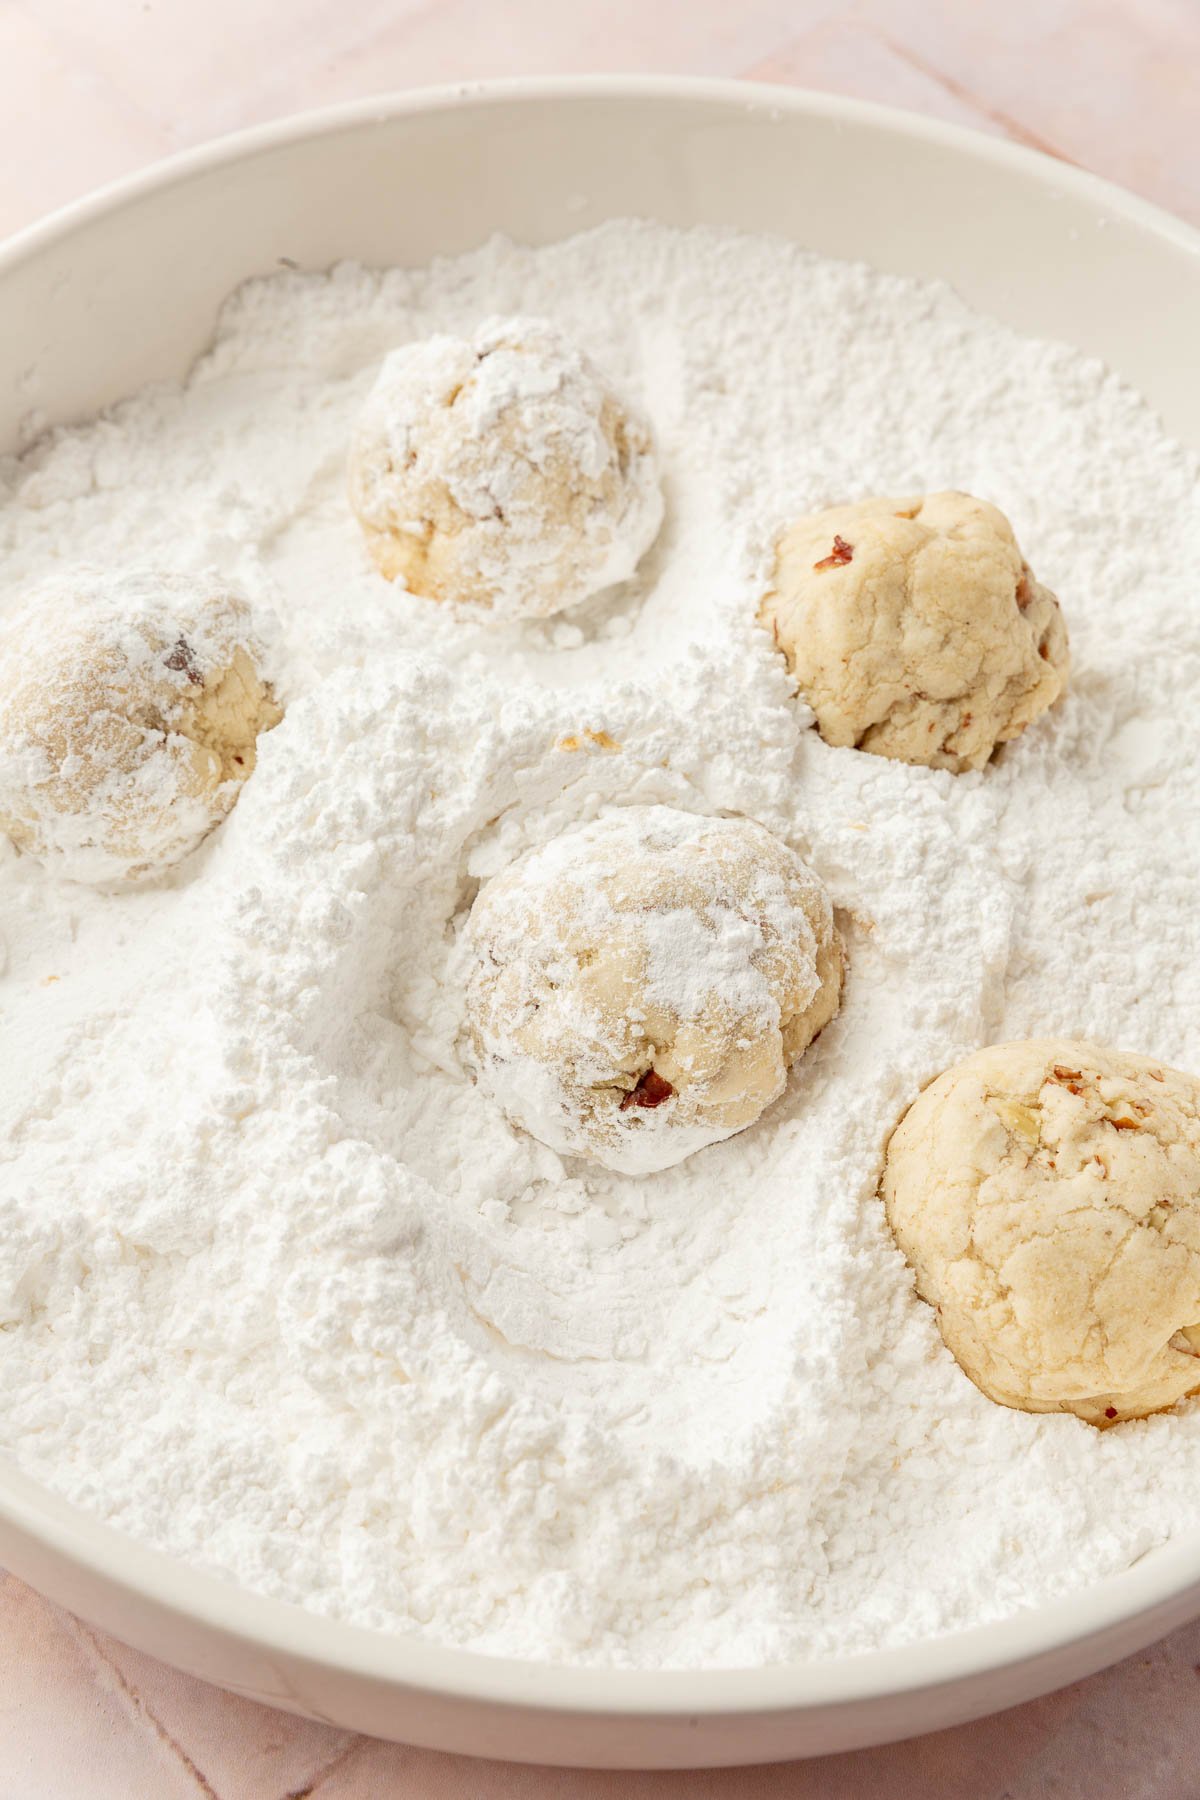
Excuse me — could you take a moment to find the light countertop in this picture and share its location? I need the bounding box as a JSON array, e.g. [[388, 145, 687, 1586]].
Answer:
[[2, 0, 1197, 1793]]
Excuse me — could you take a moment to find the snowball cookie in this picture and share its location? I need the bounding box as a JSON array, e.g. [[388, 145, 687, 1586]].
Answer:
[[882, 1039, 1200, 1426], [0, 570, 282, 883], [759, 491, 1069, 772], [347, 315, 663, 623], [459, 806, 844, 1174]]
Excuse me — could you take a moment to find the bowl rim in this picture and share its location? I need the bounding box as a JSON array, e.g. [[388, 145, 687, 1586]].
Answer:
[[5, 1452, 1200, 1717], [2, 72, 1200, 1720], [4, 71, 1198, 277]]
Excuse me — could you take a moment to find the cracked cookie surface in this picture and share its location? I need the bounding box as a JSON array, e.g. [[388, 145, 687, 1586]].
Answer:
[[759, 490, 1068, 772], [0, 569, 282, 884], [457, 804, 844, 1174], [347, 314, 663, 624], [881, 1038, 1200, 1425]]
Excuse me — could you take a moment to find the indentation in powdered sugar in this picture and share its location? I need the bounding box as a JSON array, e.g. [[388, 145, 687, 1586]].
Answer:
[[197, 645, 1012, 1427]]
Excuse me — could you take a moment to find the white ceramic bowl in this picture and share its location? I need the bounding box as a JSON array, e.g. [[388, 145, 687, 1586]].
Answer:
[[1, 78, 1198, 1768]]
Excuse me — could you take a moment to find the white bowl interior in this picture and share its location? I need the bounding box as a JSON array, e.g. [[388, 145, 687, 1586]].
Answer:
[[3, 81, 1198, 454], [0, 79, 1198, 1765]]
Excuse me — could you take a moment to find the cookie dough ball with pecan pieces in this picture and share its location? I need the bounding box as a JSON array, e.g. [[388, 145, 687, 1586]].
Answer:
[[0, 570, 282, 883], [458, 805, 844, 1174], [882, 1039, 1200, 1425], [759, 491, 1068, 772], [347, 315, 663, 624]]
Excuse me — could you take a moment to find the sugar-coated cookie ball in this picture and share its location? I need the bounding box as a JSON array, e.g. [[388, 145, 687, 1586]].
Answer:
[[459, 806, 844, 1174], [347, 315, 663, 624], [882, 1039, 1200, 1426], [759, 491, 1069, 772], [0, 570, 282, 883]]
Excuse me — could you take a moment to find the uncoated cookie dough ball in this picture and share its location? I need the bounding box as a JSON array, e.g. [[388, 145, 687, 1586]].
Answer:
[[347, 315, 663, 623], [459, 806, 844, 1174], [881, 1039, 1200, 1426], [759, 491, 1069, 772], [0, 570, 283, 883]]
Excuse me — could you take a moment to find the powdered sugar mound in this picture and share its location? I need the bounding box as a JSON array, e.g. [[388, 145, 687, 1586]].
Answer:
[[0, 220, 1198, 1667]]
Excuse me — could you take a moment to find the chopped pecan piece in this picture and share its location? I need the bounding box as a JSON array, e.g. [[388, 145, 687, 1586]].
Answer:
[[620, 1069, 674, 1111], [164, 637, 204, 686], [813, 534, 853, 571]]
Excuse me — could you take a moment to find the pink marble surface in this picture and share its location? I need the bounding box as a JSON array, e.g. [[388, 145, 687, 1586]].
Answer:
[[2, 0, 1198, 1792]]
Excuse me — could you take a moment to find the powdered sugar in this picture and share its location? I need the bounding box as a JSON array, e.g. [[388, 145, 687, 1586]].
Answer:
[[0, 220, 1198, 1667]]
